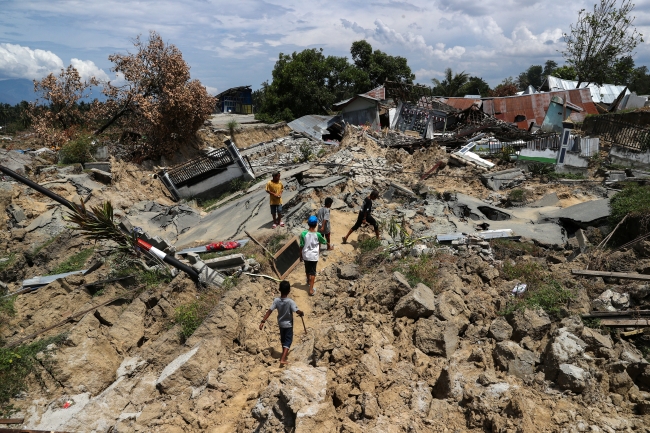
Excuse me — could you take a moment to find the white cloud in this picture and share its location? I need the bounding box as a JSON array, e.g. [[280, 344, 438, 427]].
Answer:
[[70, 58, 110, 81], [414, 68, 443, 81], [205, 85, 218, 95], [0, 43, 64, 79]]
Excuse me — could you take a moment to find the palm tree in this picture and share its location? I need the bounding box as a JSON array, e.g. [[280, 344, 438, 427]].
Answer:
[[432, 68, 469, 97]]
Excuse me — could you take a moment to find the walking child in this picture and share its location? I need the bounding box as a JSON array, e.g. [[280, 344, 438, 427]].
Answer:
[[300, 215, 327, 296], [317, 197, 334, 251], [342, 189, 380, 244], [265, 172, 284, 228], [259, 281, 304, 366]]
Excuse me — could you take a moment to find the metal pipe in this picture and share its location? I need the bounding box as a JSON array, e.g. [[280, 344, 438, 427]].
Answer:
[[0, 165, 76, 211]]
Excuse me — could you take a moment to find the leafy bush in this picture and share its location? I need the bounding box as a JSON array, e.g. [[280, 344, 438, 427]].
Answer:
[[546, 171, 585, 180], [227, 119, 239, 133], [508, 188, 527, 203], [58, 134, 97, 164], [266, 233, 289, 254], [359, 237, 381, 253], [497, 145, 515, 164], [501, 261, 574, 317], [296, 141, 314, 163], [0, 335, 65, 417], [527, 162, 554, 176], [49, 248, 94, 275]]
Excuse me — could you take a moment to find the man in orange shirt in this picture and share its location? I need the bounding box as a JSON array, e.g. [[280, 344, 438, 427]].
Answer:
[[265, 172, 284, 228]]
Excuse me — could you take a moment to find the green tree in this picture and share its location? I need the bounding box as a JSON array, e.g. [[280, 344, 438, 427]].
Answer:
[[553, 65, 578, 80], [563, 0, 643, 86], [489, 77, 519, 97], [458, 76, 491, 97], [629, 66, 650, 95], [350, 40, 414, 87], [516, 65, 543, 90], [609, 55, 636, 85], [432, 68, 469, 97], [255, 48, 361, 123], [543, 60, 558, 77]]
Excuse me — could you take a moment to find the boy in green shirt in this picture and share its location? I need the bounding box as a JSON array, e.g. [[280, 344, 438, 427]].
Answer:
[[300, 215, 327, 296]]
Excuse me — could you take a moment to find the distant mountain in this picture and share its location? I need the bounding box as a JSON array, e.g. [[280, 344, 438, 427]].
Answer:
[[0, 79, 37, 105]]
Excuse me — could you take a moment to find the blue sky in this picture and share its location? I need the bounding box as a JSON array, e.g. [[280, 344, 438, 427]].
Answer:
[[1, 0, 649, 96]]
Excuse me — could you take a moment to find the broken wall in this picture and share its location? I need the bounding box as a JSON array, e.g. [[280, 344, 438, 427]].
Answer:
[[610, 145, 650, 170]]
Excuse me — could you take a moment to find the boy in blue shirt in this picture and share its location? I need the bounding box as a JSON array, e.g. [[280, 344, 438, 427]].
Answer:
[[300, 215, 327, 296], [259, 281, 304, 367]]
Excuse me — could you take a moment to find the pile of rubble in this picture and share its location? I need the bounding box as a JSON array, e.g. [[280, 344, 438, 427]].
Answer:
[[2, 117, 650, 432]]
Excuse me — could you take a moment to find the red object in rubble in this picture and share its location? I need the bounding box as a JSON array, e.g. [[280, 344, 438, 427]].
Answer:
[[205, 241, 240, 252]]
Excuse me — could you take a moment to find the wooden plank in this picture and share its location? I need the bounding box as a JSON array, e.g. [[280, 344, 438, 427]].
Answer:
[[571, 269, 650, 281], [582, 310, 650, 318], [599, 318, 650, 327], [621, 329, 644, 337], [0, 420, 24, 425], [273, 237, 302, 280]]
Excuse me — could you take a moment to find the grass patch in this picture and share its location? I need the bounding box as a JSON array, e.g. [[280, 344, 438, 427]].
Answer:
[[173, 282, 235, 342], [266, 233, 289, 254], [500, 261, 575, 317], [398, 254, 438, 289], [48, 248, 94, 275], [359, 237, 381, 253], [546, 172, 585, 180], [609, 184, 650, 243], [30, 234, 61, 258], [491, 239, 545, 261], [0, 254, 16, 273], [0, 335, 65, 417]]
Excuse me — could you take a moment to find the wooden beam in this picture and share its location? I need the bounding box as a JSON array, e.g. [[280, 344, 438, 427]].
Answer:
[[571, 269, 650, 281], [0, 420, 24, 425], [599, 318, 650, 327], [621, 329, 644, 337], [582, 310, 650, 318]]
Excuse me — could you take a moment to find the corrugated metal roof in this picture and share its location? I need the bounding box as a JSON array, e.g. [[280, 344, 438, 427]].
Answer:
[[332, 94, 380, 110], [485, 89, 598, 129], [545, 76, 629, 104], [288, 115, 339, 141], [442, 97, 481, 111], [364, 85, 385, 100]]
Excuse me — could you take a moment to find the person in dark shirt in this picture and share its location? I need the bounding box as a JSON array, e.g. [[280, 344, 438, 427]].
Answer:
[[342, 189, 380, 244]]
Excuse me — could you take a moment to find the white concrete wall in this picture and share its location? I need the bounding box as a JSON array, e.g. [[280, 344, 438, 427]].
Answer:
[[610, 145, 650, 170]]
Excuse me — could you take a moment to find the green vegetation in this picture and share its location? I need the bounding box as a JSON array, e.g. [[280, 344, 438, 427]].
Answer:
[[58, 134, 98, 164], [546, 171, 585, 181], [0, 254, 16, 273], [398, 254, 438, 289], [500, 261, 575, 317], [48, 248, 94, 275], [358, 237, 381, 253], [491, 239, 545, 260], [254, 41, 413, 123], [226, 119, 239, 133], [527, 162, 555, 176], [608, 184, 650, 244], [508, 188, 528, 203], [173, 290, 224, 342], [266, 232, 289, 254], [0, 335, 65, 417], [295, 141, 314, 163]]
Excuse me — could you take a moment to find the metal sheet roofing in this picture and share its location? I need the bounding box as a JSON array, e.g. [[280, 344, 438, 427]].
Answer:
[[481, 89, 598, 130], [544, 76, 629, 104], [288, 115, 339, 141], [441, 97, 482, 111]]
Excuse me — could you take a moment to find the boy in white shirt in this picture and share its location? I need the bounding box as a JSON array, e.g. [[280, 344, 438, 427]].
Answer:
[[300, 215, 327, 296]]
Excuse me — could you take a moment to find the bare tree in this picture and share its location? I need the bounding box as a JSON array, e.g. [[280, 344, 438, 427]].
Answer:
[[563, 0, 643, 86], [97, 31, 216, 158]]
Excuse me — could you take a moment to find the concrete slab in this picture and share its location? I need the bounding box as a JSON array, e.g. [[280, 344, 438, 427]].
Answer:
[[539, 199, 610, 226], [304, 175, 346, 189], [246, 163, 313, 193], [530, 192, 560, 208], [175, 189, 299, 248], [204, 254, 246, 269], [481, 168, 525, 191]]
